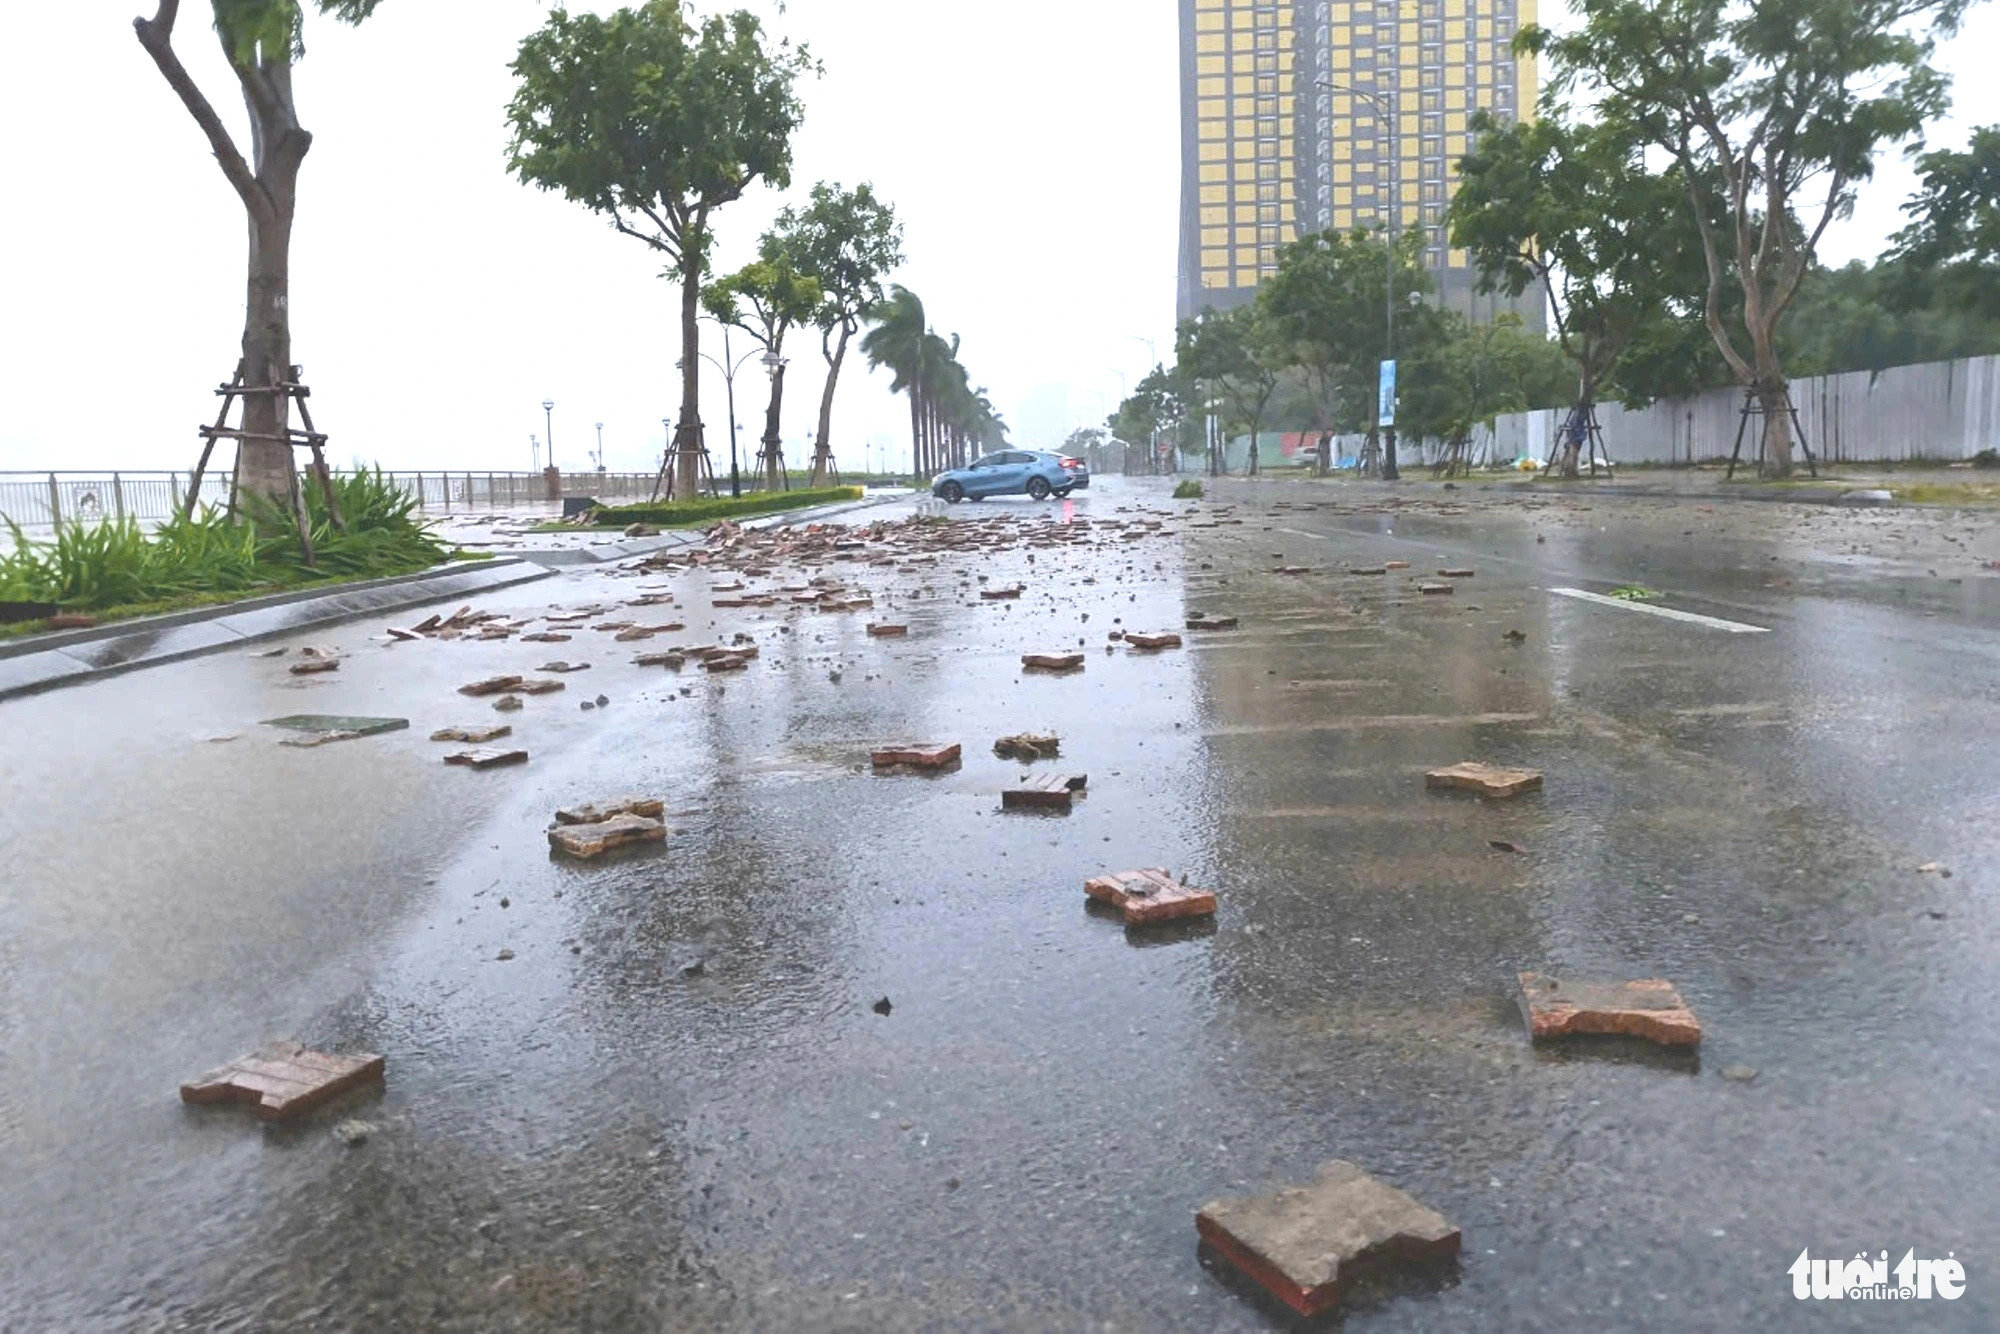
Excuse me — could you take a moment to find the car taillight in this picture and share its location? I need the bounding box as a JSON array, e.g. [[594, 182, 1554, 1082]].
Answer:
[[1060, 457, 1082, 469]]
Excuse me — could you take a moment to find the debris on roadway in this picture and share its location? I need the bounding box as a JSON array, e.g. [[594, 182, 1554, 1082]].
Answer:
[[1002, 772, 1089, 812], [1425, 762, 1544, 798], [548, 811, 668, 859], [180, 1042, 385, 1122], [1084, 868, 1218, 925], [993, 733, 1061, 761], [872, 743, 962, 771], [443, 747, 529, 770], [1516, 972, 1703, 1047]]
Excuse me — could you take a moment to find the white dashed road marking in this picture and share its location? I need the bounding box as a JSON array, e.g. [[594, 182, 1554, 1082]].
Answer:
[[1548, 587, 1771, 634]]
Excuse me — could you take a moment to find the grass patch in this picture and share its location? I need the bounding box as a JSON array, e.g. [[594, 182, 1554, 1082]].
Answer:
[[0, 467, 453, 635], [1887, 482, 2000, 506], [1172, 479, 1205, 499], [554, 486, 864, 530]]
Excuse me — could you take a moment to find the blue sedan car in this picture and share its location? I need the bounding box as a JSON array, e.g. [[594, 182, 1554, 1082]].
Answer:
[[931, 450, 1090, 504]]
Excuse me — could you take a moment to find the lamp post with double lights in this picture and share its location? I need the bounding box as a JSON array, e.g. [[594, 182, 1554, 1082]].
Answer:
[[1318, 77, 1404, 480], [758, 347, 785, 490], [696, 322, 759, 499]]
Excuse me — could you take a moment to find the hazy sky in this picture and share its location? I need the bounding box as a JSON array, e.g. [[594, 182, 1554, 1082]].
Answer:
[[2, 1, 1995, 478]]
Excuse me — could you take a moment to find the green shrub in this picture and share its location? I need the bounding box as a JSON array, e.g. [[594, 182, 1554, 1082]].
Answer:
[[1172, 479, 1204, 500], [1974, 448, 1998, 469], [3, 467, 447, 613], [592, 486, 863, 527]]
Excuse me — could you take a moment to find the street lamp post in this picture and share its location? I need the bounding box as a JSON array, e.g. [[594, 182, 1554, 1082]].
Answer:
[[542, 399, 556, 471], [594, 422, 605, 472], [698, 322, 760, 499], [759, 347, 785, 491], [1319, 73, 1404, 480], [530, 434, 540, 472]]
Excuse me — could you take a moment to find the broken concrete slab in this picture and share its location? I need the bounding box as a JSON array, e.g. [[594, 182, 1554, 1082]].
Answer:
[[263, 715, 408, 738], [871, 742, 962, 770], [993, 733, 1061, 761], [1196, 1160, 1461, 1318], [547, 812, 666, 859], [1003, 772, 1089, 811], [554, 795, 665, 825], [867, 623, 909, 637], [458, 674, 526, 697], [443, 747, 529, 769], [1084, 867, 1217, 925], [1125, 632, 1183, 650], [430, 724, 513, 743], [1022, 653, 1086, 672], [1425, 762, 1543, 798], [1517, 971, 1702, 1047], [180, 1042, 385, 1122], [1186, 613, 1238, 631]]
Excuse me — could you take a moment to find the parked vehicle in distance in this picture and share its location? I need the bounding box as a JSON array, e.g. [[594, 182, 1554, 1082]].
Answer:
[[931, 451, 1090, 504]]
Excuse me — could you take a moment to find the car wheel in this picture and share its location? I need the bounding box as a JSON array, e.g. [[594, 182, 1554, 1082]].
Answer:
[[940, 481, 964, 504], [1054, 486, 1073, 498], [1026, 476, 1052, 501]]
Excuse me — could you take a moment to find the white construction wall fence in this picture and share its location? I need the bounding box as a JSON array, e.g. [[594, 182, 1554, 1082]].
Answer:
[[1473, 353, 2000, 466]]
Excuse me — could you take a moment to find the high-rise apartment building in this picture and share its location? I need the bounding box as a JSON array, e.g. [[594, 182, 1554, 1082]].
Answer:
[[1176, 0, 1540, 327]]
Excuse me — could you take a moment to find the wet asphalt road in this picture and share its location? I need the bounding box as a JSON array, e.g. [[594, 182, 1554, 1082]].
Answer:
[[1, 476, 1996, 1331]]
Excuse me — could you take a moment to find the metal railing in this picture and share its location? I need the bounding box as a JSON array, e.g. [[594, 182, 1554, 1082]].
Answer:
[[0, 469, 673, 539]]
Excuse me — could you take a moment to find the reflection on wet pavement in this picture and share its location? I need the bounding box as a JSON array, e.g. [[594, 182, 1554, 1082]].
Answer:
[[1, 478, 1995, 1329]]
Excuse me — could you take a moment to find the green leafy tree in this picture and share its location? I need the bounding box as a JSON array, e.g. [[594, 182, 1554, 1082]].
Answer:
[[1175, 305, 1286, 475], [507, 3, 815, 499], [1399, 311, 1570, 472], [1260, 228, 1433, 473], [1892, 126, 2000, 318], [1530, 0, 1970, 474], [134, 0, 387, 508], [1449, 105, 1703, 476], [769, 184, 904, 485], [704, 245, 822, 488]]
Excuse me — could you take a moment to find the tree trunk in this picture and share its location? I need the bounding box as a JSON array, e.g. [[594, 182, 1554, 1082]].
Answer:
[[236, 178, 298, 508], [1560, 373, 1596, 481], [811, 323, 851, 487], [761, 362, 787, 489], [908, 387, 924, 481], [674, 247, 704, 499], [1756, 376, 1795, 477]]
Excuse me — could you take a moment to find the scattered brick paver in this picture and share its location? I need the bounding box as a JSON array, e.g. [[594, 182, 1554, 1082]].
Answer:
[[555, 795, 665, 825], [1186, 613, 1238, 630], [634, 651, 687, 669], [1125, 632, 1183, 650], [1517, 972, 1702, 1046], [1348, 565, 1388, 576], [993, 733, 1061, 760], [1417, 581, 1454, 595], [539, 661, 591, 672], [1439, 567, 1476, 578], [443, 747, 529, 769], [1003, 772, 1088, 811], [1425, 762, 1543, 798], [867, 623, 909, 637], [1084, 867, 1217, 925], [615, 627, 657, 641], [458, 675, 525, 697], [1196, 1160, 1462, 1318], [521, 632, 572, 643], [492, 695, 523, 712], [872, 742, 961, 770], [431, 724, 512, 743], [181, 1042, 385, 1122], [288, 657, 340, 675], [516, 678, 567, 695], [1022, 653, 1086, 672], [700, 653, 750, 672], [548, 812, 667, 858], [980, 586, 1024, 600], [1272, 566, 1311, 575], [1384, 560, 1411, 570]]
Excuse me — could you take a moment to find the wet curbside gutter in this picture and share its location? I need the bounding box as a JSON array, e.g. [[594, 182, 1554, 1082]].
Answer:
[[0, 557, 551, 703]]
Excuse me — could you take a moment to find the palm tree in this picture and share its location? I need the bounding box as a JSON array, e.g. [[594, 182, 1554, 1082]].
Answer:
[[861, 286, 928, 476]]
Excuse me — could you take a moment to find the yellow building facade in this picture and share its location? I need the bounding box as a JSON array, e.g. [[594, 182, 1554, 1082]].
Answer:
[[1176, 0, 1539, 325]]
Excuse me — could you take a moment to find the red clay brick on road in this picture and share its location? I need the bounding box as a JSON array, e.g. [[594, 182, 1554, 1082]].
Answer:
[[1517, 972, 1702, 1046], [1084, 868, 1217, 925], [181, 1043, 385, 1122]]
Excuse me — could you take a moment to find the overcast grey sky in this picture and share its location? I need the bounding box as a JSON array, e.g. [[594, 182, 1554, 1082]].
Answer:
[[1, 1, 1994, 477]]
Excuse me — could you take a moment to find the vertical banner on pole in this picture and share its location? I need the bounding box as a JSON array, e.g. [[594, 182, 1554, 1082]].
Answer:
[[1378, 360, 1398, 430]]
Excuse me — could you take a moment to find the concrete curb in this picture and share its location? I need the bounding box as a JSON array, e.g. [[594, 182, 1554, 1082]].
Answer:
[[1478, 480, 1898, 507], [0, 557, 551, 703]]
